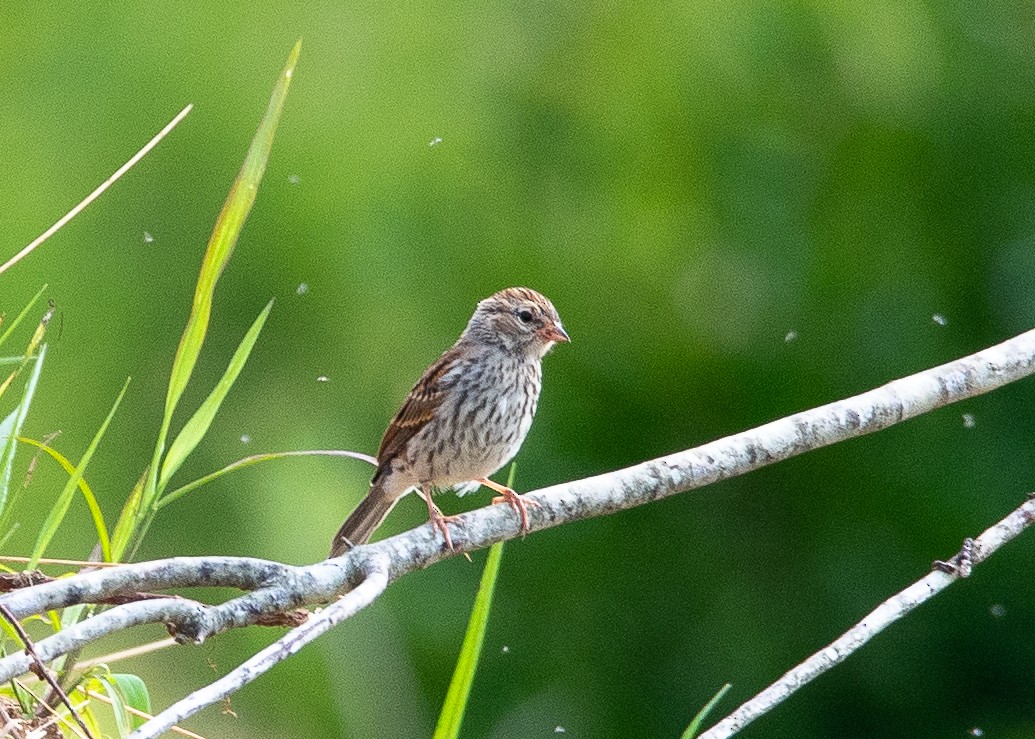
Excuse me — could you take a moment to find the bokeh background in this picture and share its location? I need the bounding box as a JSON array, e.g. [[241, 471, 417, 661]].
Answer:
[[3, 2, 1035, 737]]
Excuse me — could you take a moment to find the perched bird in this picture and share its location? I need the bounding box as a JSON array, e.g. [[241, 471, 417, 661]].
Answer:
[[330, 287, 568, 556]]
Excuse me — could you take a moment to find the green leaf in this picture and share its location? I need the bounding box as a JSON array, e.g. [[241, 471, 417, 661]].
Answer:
[[110, 469, 147, 563], [89, 674, 129, 737], [0, 284, 47, 350], [433, 464, 514, 739], [28, 377, 129, 568], [145, 40, 301, 512], [16, 436, 111, 561], [0, 343, 46, 520], [158, 298, 273, 491], [157, 448, 377, 509], [108, 673, 151, 731], [10, 675, 33, 714], [680, 683, 732, 739]]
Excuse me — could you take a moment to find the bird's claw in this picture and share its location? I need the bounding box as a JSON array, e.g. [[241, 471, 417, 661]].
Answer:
[[428, 509, 465, 551], [491, 488, 540, 535]]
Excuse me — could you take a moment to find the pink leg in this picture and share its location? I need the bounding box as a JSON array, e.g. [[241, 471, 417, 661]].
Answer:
[[421, 484, 462, 550], [478, 477, 540, 534]]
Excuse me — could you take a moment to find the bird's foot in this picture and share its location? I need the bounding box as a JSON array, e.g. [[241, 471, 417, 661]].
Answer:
[[480, 478, 540, 535], [427, 507, 464, 551]]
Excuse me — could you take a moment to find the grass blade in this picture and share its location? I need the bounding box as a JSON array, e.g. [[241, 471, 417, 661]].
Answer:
[[29, 377, 130, 567], [110, 469, 147, 563], [158, 299, 273, 491], [0, 285, 47, 349], [16, 436, 111, 562], [145, 40, 301, 511], [158, 448, 376, 509], [0, 300, 52, 405], [0, 104, 191, 278], [680, 683, 732, 739], [433, 464, 514, 739], [0, 343, 46, 520]]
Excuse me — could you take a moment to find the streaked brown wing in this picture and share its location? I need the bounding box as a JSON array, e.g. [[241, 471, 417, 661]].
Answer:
[[375, 347, 461, 468]]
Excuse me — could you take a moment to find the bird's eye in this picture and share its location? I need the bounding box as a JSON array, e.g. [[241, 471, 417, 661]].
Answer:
[[517, 309, 534, 323]]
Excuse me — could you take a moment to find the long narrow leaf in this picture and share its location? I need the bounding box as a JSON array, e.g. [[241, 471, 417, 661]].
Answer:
[[0, 343, 46, 519], [0, 284, 47, 349], [110, 469, 147, 563], [680, 683, 732, 739], [145, 40, 301, 510], [158, 298, 273, 491], [17, 436, 111, 561], [0, 300, 52, 405], [90, 675, 130, 738], [29, 377, 130, 567], [433, 465, 514, 739], [158, 448, 377, 509]]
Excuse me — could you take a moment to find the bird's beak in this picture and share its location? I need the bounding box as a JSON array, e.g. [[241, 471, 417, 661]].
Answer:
[[541, 321, 570, 343]]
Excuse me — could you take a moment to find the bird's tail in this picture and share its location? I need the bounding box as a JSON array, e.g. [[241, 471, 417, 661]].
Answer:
[[329, 483, 398, 557]]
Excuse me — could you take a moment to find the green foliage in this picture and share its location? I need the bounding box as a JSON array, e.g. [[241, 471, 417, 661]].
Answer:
[[28, 377, 127, 567], [0, 285, 46, 352], [158, 448, 376, 509], [0, 344, 46, 524], [681, 683, 732, 739], [435, 541, 506, 739], [434, 465, 514, 739], [129, 40, 300, 556], [16, 436, 111, 564], [159, 298, 274, 492], [88, 671, 152, 735], [0, 40, 309, 738]]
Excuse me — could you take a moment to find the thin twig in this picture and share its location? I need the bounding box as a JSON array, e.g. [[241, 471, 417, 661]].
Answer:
[[76, 638, 178, 670], [0, 604, 94, 739], [0, 104, 193, 277], [11, 678, 90, 739], [697, 497, 1035, 739], [0, 555, 122, 568]]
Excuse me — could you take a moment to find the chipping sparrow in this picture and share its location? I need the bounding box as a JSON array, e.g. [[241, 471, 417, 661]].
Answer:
[[329, 287, 568, 556]]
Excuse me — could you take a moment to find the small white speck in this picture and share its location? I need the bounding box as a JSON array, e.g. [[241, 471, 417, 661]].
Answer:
[[428, 137, 443, 147], [501, 645, 510, 654], [784, 330, 798, 343], [316, 375, 330, 383], [296, 283, 309, 295], [554, 727, 566, 734], [143, 231, 154, 244], [989, 603, 1005, 618], [962, 413, 976, 429], [932, 313, 948, 326], [969, 728, 984, 737], [287, 174, 301, 185], [240, 434, 251, 444], [285, 69, 293, 79]]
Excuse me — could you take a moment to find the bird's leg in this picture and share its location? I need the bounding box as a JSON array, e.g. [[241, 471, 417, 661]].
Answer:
[[420, 484, 462, 550], [478, 477, 540, 534]]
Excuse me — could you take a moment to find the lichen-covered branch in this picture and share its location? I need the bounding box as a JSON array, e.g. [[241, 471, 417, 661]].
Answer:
[[697, 496, 1035, 739], [0, 556, 295, 620]]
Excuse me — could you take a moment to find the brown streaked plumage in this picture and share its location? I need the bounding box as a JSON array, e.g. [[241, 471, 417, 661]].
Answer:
[[330, 287, 568, 556]]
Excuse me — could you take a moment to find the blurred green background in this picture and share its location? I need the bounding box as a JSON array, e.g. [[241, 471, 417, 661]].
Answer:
[[3, 1, 1035, 737]]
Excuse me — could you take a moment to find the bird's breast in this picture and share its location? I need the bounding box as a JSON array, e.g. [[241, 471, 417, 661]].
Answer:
[[405, 356, 542, 487]]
